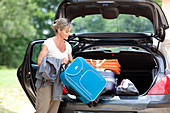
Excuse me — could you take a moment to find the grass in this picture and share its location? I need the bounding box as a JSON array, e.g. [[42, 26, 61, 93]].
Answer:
[[0, 69, 35, 113]]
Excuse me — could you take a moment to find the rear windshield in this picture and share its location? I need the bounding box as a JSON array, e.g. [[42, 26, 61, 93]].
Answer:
[[71, 14, 154, 33]]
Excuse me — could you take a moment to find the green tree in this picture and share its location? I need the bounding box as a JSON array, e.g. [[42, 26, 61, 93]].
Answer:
[[0, 0, 36, 68], [153, 0, 162, 6], [30, 0, 61, 38]]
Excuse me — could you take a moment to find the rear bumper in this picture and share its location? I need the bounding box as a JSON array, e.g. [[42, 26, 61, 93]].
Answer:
[[60, 94, 170, 112], [147, 101, 170, 108]]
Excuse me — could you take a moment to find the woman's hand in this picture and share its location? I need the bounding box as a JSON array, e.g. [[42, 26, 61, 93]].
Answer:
[[61, 58, 69, 64]]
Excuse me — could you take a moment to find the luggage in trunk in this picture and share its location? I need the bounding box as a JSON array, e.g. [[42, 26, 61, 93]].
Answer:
[[86, 59, 121, 75], [97, 69, 117, 95], [60, 57, 107, 103], [75, 50, 157, 95]]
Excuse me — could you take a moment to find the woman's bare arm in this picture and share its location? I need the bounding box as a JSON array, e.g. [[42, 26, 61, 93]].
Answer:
[[37, 45, 48, 66]]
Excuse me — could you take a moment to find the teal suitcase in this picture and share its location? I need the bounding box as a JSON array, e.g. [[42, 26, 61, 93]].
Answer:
[[60, 57, 106, 103]]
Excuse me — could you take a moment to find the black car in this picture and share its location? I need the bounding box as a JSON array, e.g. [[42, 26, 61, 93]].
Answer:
[[17, 0, 170, 113]]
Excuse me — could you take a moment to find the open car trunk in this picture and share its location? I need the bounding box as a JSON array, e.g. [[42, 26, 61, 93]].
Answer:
[[29, 45, 157, 97], [17, 37, 163, 108], [18, 37, 162, 109], [74, 48, 157, 95]]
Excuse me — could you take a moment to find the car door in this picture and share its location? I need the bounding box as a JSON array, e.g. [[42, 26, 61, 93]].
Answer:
[[17, 39, 45, 107]]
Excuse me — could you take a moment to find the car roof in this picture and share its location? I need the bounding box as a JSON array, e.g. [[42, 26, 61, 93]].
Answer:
[[54, 0, 169, 42]]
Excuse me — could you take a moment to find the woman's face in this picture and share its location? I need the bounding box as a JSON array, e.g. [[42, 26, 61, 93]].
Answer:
[[59, 26, 72, 40]]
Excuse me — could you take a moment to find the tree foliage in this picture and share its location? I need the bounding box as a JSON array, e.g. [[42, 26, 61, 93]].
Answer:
[[30, 0, 61, 38], [0, 0, 36, 68], [153, 0, 162, 6]]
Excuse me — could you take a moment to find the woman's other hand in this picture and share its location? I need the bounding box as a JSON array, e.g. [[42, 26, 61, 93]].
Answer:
[[61, 58, 69, 64]]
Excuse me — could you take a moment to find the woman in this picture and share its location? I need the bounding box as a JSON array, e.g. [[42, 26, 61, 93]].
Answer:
[[35, 18, 73, 113]]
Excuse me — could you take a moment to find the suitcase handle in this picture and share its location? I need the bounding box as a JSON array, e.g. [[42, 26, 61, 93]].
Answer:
[[60, 64, 66, 73], [60, 61, 71, 73]]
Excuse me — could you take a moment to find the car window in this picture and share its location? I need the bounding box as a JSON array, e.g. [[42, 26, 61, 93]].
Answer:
[[71, 14, 154, 33], [32, 43, 43, 64]]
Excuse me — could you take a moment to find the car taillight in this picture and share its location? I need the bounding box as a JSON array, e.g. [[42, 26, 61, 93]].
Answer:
[[148, 74, 170, 95], [63, 86, 68, 95]]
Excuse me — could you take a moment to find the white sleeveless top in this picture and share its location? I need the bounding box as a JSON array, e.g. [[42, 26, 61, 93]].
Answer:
[[43, 37, 72, 60]]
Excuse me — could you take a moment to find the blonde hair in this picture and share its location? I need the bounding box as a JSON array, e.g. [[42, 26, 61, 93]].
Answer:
[[51, 18, 72, 33]]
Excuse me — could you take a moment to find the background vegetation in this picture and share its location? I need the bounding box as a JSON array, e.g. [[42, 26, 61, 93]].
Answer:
[[0, 0, 162, 68], [0, 69, 35, 113]]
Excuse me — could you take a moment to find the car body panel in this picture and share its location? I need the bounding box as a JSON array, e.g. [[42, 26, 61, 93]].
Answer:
[[59, 94, 170, 113]]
